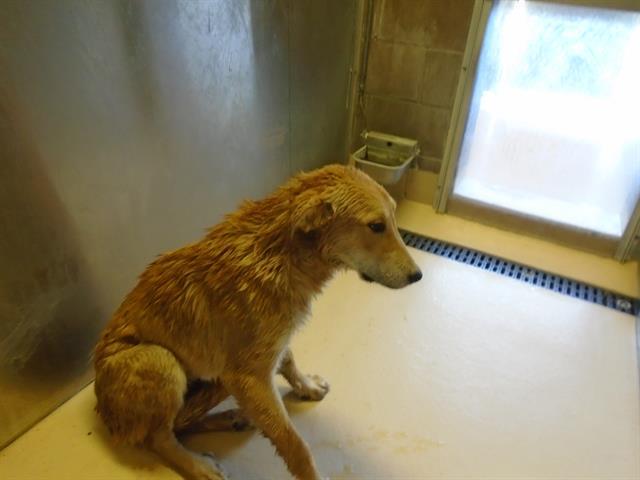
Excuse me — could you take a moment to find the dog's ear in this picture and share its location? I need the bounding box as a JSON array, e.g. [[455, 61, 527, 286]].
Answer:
[[294, 200, 335, 234]]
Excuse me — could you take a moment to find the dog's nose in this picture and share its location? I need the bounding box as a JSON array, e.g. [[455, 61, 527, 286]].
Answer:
[[407, 270, 423, 284]]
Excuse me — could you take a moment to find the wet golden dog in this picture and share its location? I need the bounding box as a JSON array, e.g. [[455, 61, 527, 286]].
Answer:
[[93, 164, 421, 479]]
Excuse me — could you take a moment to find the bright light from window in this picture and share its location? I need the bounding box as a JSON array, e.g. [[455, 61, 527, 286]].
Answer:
[[454, 0, 640, 237]]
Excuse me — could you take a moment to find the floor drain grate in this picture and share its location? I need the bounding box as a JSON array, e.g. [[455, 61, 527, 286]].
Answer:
[[400, 230, 639, 316]]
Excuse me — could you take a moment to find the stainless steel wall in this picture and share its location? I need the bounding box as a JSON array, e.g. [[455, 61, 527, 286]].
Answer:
[[0, 0, 356, 448]]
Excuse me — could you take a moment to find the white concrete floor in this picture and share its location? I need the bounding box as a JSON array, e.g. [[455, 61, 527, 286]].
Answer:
[[1, 243, 638, 479]]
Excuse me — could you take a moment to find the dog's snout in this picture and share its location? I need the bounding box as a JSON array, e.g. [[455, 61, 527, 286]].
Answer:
[[407, 270, 422, 284]]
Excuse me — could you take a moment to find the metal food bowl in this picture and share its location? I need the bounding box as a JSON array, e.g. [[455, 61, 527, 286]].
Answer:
[[352, 131, 419, 186]]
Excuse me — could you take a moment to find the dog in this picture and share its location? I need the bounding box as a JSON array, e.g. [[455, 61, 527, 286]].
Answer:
[[93, 164, 422, 480]]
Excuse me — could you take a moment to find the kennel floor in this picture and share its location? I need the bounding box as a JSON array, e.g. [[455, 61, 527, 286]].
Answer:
[[395, 199, 639, 298], [1, 243, 638, 479]]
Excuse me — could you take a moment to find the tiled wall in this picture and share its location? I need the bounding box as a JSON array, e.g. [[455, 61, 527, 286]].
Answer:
[[358, 0, 475, 200]]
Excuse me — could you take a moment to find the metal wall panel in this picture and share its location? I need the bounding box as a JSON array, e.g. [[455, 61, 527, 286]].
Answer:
[[289, 0, 357, 171], [0, 0, 356, 448]]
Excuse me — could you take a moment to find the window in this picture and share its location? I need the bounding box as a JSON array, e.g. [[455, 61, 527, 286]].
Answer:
[[452, 0, 640, 238]]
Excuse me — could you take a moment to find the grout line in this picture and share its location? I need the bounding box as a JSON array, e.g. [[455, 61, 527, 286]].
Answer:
[[401, 229, 640, 316], [371, 36, 465, 55], [365, 92, 453, 111]]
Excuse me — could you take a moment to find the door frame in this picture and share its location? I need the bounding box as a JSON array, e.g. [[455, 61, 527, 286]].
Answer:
[[434, 0, 489, 214]]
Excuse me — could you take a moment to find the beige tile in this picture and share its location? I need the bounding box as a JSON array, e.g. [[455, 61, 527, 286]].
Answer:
[[382, 170, 408, 201], [364, 95, 417, 141], [397, 199, 640, 298], [366, 40, 425, 100], [375, 0, 428, 45], [376, 0, 475, 51], [406, 168, 438, 204], [1, 254, 638, 479], [416, 154, 441, 172], [415, 103, 451, 158], [365, 95, 450, 157], [421, 50, 462, 107]]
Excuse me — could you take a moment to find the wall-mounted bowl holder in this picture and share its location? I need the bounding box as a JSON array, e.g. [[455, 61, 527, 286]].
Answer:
[[351, 131, 419, 186]]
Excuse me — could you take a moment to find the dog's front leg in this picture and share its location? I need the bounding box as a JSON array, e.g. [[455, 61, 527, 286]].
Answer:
[[278, 348, 330, 401], [224, 373, 322, 480]]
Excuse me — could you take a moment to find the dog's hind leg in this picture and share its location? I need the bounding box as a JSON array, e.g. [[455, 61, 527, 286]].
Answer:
[[95, 344, 227, 480], [177, 409, 254, 434], [278, 348, 330, 401], [223, 373, 322, 480], [150, 427, 227, 480], [174, 380, 253, 434]]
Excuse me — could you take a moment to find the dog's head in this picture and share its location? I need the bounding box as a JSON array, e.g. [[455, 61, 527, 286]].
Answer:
[[293, 165, 422, 289]]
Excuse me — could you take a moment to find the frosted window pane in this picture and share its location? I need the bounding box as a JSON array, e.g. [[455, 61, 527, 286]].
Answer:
[[454, 0, 640, 237]]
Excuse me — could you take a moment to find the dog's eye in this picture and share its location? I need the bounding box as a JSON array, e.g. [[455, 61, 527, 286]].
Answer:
[[368, 222, 386, 233]]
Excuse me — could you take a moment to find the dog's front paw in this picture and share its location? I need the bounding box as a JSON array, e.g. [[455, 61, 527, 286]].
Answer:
[[293, 374, 330, 401]]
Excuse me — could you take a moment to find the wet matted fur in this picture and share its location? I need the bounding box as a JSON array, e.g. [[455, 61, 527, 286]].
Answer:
[[93, 164, 422, 480]]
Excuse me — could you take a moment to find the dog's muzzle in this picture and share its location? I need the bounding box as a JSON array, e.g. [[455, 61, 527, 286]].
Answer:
[[359, 269, 423, 287]]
